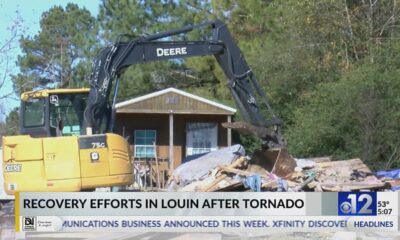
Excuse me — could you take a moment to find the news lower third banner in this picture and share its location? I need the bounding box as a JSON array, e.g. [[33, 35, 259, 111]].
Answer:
[[15, 192, 399, 232]]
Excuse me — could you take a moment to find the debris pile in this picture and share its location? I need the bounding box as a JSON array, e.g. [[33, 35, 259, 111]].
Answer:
[[167, 145, 388, 192], [375, 169, 400, 191]]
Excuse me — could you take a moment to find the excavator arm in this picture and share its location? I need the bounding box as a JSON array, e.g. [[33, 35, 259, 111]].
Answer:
[[85, 20, 285, 149]]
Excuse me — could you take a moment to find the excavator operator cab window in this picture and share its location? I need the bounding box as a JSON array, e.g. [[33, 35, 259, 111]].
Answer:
[[23, 98, 45, 128], [49, 93, 87, 137]]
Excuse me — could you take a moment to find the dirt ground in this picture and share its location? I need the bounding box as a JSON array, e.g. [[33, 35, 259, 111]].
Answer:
[[0, 201, 15, 240]]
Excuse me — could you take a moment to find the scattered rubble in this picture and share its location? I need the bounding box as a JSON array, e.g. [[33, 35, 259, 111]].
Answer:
[[166, 146, 389, 192], [167, 145, 245, 191]]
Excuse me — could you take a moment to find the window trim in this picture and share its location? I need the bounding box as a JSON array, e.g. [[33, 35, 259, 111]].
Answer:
[[134, 129, 157, 158]]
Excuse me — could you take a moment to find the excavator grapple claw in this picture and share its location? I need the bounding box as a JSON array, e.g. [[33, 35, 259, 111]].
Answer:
[[252, 147, 296, 179], [222, 121, 296, 179]]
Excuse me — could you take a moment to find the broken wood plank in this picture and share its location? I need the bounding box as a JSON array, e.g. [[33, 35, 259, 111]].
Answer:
[[261, 179, 278, 189], [384, 179, 400, 187], [320, 182, 389, 192], [315, 158, 382, 187], [213, 179, 244, 191], [220, 166, 265, 177], [307, 157, 331, 163], [201, 175, 228, 192], [229, 156, 248, 169], [317, 158, 372, 173], [261, 179, 299, 190]]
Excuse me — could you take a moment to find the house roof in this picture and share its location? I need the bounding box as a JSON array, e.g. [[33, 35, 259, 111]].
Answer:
[[116, 87, 236, 115]]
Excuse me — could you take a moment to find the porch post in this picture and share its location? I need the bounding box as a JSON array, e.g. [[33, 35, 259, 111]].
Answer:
[[227, 115, 232, 146], [169, 112, 174, 170]]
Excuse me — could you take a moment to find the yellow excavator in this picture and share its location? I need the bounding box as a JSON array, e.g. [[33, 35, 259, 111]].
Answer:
[[2, 20, 295, 194], [2, 88, 132, 194]]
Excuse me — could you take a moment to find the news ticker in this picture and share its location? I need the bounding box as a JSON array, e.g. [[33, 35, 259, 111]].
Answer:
[[15, 192, 399, 232]]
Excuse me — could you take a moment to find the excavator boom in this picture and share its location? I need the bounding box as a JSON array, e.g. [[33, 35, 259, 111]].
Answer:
[[85, 20, 295, 177], [85, 20, 284, 149]]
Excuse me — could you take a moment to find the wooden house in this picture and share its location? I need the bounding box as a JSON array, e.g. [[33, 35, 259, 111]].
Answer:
[[115, 87, 236, 170]]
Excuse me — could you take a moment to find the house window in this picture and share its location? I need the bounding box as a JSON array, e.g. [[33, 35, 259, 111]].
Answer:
[[186, 123, 218, 156], [134, 130, 156, 158]]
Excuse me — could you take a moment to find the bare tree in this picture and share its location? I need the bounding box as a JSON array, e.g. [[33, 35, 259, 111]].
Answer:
[[0, 11, 26, 118]]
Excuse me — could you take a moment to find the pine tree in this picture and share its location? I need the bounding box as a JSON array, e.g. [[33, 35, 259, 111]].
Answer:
[[12, 3, 98, 95]]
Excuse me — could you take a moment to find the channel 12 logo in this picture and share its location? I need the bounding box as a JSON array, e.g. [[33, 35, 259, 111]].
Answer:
[[338, 192, 377, 216]]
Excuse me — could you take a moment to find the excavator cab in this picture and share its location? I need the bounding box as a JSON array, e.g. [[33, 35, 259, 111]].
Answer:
[[20, 89, 89, 137]]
